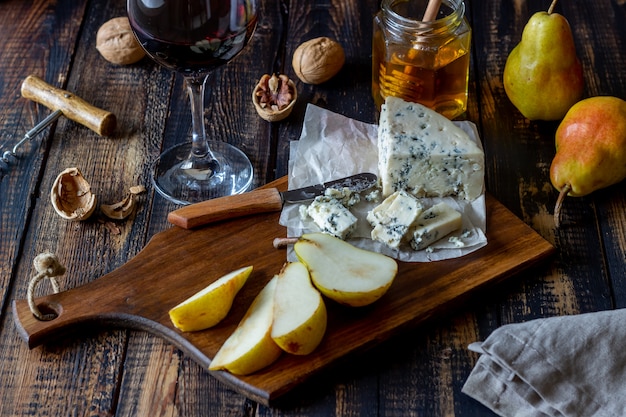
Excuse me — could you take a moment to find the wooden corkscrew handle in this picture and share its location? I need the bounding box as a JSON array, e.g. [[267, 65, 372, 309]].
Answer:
[[20, 75, 117, 136]]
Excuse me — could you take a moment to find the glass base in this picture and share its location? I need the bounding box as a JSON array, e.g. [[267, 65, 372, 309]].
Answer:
[[152, 141, 253, 205]]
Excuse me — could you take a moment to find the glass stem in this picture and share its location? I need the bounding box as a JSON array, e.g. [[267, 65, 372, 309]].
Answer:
[[185, 74, 219, 174]]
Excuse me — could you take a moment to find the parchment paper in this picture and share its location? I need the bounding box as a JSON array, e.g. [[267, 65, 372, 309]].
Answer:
[[280, 104, 487, 262]]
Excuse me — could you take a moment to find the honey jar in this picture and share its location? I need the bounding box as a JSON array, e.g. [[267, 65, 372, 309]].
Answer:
[[372, 0, 471, 119]]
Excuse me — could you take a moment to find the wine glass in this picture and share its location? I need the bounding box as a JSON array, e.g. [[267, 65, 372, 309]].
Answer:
[[127, 0, 258, 204]]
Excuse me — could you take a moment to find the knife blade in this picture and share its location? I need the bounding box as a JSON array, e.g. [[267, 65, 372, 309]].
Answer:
[[167, 172, 377, 229]]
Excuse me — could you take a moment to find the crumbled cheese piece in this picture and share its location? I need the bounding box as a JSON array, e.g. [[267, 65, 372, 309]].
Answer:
[[377, 97, 485, 200], [324, 187, 361, 207], [448, 236, 466, 247], [364, 188, 382, 203], [367, 190, 423, 249], [409, 202, 463, 250], [298, 204, 310, 221], [307, 196, 357, 239]]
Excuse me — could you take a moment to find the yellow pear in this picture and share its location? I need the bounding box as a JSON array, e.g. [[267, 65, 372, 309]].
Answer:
[[294, 233, 398, 307], [271, 262, 327, 355], [503, 0, 583, 121], [168, 266, 253, 332], [550, 96, 626, 226], [209, 277, 282, 375]]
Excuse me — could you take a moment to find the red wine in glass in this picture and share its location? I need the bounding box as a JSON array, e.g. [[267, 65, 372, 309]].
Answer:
[[128, 0, 258, 204], [130, 3, 257, 75]]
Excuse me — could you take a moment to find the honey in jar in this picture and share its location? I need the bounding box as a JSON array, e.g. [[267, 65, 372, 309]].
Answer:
[[372, 0, 471, 119]]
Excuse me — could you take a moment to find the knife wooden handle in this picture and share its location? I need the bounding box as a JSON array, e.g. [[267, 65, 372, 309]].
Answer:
[[168, 187, 284, 229], [21, 75, 117, 136]]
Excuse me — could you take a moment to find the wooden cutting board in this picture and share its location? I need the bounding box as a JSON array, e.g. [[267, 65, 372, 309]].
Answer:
[[12, 176, 555, 405]]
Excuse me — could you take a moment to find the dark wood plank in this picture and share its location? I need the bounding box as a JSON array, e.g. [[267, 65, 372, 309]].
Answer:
[[470, 0, 618, 320], [0, 1, 108, 415], [0, 0, 87, 304]]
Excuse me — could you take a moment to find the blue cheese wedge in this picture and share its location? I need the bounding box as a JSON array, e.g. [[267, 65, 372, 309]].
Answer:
[[409, 202, 463, 250], [307, 196, 357, 239], [367, 190, 424, 249], [378, 97, 484, 200]]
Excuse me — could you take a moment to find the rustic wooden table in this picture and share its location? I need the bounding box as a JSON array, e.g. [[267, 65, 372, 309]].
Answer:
[[1, 0, 625, 415]]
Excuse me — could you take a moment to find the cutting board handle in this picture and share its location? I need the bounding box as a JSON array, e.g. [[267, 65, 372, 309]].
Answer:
[[11, 228, 195, 349], [12, 277, 132, 348], [11, 256, 163, 349]]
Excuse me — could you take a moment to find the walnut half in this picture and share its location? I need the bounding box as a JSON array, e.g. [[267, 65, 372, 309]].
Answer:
[[252, 74, 297, 122]]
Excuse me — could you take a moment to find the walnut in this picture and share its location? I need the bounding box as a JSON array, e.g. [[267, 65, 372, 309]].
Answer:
[[50, 167, 97, 221], [292, 37, 345, 84], [96, 17, 145, 65], [252, 74, 297, 122]]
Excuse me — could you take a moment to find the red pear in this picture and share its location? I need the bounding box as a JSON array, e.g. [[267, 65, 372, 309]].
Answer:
[[550, 96, 626, 226]]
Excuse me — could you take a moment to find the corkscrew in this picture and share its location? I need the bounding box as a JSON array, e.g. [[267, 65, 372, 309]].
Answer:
[[0, 75, 117, 175]]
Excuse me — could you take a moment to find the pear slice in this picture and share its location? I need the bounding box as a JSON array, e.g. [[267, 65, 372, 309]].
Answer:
[[209, 277, 282, 375], [168, 266, 253, 332], [271, 262, 327, 355], [294, 233, 398, 307]]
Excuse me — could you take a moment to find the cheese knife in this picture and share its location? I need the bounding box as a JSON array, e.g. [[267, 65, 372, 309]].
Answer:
[[167, 172, 377, 229]]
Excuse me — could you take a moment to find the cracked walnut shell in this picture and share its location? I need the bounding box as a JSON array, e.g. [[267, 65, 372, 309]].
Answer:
[[100, 185, 146, 220], [253, 74, 297, 122], [292, 37, 345, 84], [51, 167, 97, 221], [96, 17, 145, 65]]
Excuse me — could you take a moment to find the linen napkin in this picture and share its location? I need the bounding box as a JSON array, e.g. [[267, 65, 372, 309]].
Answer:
[[462, 309, 626, 417]]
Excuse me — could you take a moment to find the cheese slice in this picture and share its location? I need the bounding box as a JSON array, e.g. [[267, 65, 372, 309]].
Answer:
[[408, 202, 463, 250], [378, 97, 484, 200], [367, 190, 423, 249]]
